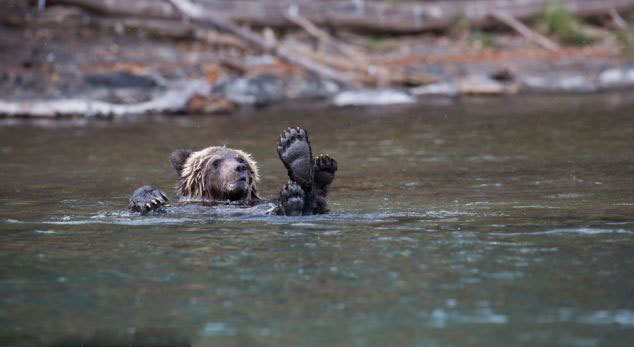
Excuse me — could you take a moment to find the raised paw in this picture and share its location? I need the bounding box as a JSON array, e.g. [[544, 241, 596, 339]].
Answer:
[[278, 181, 305, 216], [277, 127, 314, 190], [314, 154, 337, 191], [128, 185, 169, 214]]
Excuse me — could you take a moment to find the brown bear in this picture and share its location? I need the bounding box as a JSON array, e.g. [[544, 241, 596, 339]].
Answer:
[[128, 127, 337, 216]]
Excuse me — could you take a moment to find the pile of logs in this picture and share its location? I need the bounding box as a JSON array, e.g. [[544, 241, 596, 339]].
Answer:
[[44, 0, 634, 33], [0, 0, 632, 117], [13, 0, 634, 87]]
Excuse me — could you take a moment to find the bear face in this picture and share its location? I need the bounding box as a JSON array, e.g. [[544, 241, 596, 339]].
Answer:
[[170, 146, 260, 203]]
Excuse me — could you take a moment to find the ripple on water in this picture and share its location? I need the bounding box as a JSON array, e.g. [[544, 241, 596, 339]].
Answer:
[[424, 307, 508, 328], [6, 215, 199, 226], [375, 236, 417, 242], [577, 310, 634, 326], [492, 228, 633, 236], [202, 322, 236, 337], [537, 309, 634, 327], [4, 209, 486, 229]]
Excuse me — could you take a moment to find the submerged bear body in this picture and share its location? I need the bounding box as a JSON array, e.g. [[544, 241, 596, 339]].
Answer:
[[128, 127, 337, 216]]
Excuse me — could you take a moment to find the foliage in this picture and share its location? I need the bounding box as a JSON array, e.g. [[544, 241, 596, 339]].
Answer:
[[364, 36, 398, 52], [449, 14, 471, 37], [470, 30, 497, 49], [615, 27, 634, 58], [534, 1, 596, 45], [449, 15, 497, 49]]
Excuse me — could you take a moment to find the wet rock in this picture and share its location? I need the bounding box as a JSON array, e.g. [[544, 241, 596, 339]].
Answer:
[[599, 68, 634, 88], [333, 89, 415, 106], [490, 68, 515, 82], [217, 74, 338, 106], [520, 74, 597, 93], [84, 71, 158, 88], [217, 75, 286, 106], [457, 76, 519, 95], [410, 82, 459, 96], [185, 94, 236, 114], [286, 77, 339, 100]]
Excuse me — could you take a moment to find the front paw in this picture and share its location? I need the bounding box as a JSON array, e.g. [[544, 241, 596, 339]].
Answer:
[[279, 181, 305, 216], [128, 185, 168, 214], [277, 127, 314, 190], [314, 154, 337, 188]]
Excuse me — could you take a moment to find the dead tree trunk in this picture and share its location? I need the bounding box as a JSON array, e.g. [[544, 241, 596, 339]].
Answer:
[[47, 0, 634, 33]]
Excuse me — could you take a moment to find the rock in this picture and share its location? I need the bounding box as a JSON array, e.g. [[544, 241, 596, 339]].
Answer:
[[599, 68, 634, 88], [217, 74, 339, 106], [520, 74, 597, 93], [410, 82, 458, 96], [490, 68, 515, 82], [84, 71, 158, 88], [457, 76, 518, 95], [333, 89, 415, 106], [186, 94, 236, 114]]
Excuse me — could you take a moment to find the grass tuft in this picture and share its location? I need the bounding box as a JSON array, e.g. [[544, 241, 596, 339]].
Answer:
[[535, 1, 596, 45]]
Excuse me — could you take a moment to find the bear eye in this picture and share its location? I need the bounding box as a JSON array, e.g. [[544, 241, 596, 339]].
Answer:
[[212, 159, 222, 169], [236, 157, 245, 164]]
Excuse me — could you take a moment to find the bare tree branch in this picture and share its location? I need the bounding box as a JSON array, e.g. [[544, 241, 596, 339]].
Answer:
[[47, 0, 634, 33], [167, 0, 357, 86], [490, 9, 560, 52]]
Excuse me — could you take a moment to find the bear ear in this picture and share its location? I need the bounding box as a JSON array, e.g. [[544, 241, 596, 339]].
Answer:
[[170, 149, 192, 175]]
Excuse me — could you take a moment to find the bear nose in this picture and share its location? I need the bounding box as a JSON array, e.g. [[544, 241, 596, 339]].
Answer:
[[235, 163, 246, 173]]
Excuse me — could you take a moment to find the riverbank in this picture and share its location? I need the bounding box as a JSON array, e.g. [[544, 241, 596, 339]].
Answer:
[[1, 1, 634, 117]]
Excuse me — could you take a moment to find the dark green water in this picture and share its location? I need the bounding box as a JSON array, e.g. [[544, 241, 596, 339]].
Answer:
[[1, 93, 633, 346]]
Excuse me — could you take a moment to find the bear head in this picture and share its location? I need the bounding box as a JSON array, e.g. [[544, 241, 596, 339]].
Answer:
[[170, 146, 260, 203]]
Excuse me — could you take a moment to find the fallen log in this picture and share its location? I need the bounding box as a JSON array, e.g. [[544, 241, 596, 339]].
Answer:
[[48, 0, 178, 20], [0, 6, 245, 50], [46, 0, 634, 33], [0, 79, 213, 117]]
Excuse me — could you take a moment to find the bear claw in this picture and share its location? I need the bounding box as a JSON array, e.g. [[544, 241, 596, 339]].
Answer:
[[279, 181, 305, 216], [129, 185, 169, 214], [277, 127, 314, 190], [315, 154, 337, 173], [314, 154, 337, 193]]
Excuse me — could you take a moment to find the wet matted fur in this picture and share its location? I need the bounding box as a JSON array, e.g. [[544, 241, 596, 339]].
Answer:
[[128, 127, 337, 215], [173, 146, 260, 203]]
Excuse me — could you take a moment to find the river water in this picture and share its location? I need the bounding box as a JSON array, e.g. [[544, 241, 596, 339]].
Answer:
[[1, 93, 633, 346]]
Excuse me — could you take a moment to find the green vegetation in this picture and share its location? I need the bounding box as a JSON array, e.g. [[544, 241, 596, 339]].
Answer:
[[364, 36, 399, 52], [534, 1, 596, 45], [615, 27, 634, 58], [449, 15, 497, 49], [449, 14, 471, 37], [470, 29, 497, 49]]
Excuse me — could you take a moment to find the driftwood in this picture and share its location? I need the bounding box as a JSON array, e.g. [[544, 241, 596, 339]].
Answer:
[[167, 0, 357, 86], [608, 7, 628, 30], [0, 80, 212, 117], [489, 9, 560, 52], [284, 9, 395, 86], [46, 0, 634, 33], [0, 6, 245, 50]]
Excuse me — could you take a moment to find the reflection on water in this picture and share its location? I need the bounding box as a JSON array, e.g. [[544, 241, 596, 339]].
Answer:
[[1, 93, 634, 346]]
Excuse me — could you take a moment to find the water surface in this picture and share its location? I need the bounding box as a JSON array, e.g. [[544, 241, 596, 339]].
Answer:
[[1, 93, 633, 346]]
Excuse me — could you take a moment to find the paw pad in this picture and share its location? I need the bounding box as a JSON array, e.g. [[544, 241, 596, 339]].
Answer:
[[279, 181, 305, 216], [277, 127, 314, 189]]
